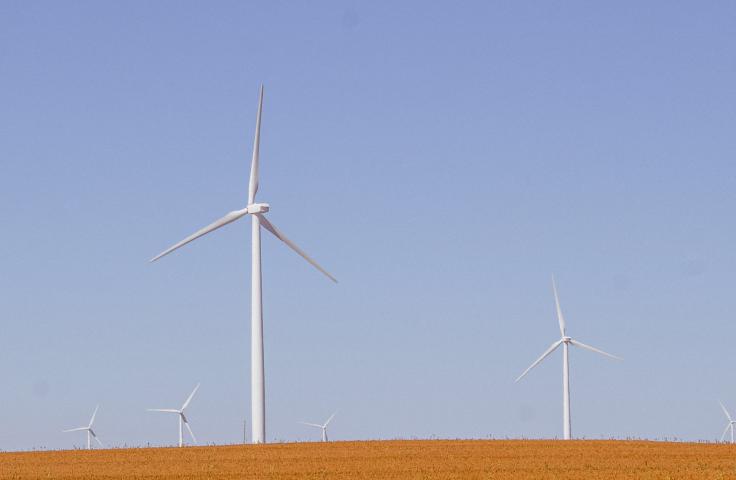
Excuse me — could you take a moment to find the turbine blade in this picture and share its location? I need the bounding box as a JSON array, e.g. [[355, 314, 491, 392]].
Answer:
[[256, 214, 337, 283], [62, 427, 88, 433], [720, 400, 733, 422], [324, 411, 337, 427], [515, 339, 563, 382], [299, 422, 324, 429], [184, 419, 197, 444], [92, 433, 104, 448], [722, 423, 731, 441], [88, 405, 99, 428], [248, 85, 264, 204], [150, 209, 249, 262], [147, 409, 181, 413], [569, 339, 622, 360], [182, 383, 200, 410], [552, 276, 566, 337]]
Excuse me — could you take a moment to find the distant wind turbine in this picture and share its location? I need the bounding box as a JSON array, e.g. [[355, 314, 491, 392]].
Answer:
[[150, 85, 337, 444], [147, 383, 200, 447], [719, 400, 736, 443], [516, 277, 621, 440], [300, 411, 337, 442], [63, 405, 103, 450]]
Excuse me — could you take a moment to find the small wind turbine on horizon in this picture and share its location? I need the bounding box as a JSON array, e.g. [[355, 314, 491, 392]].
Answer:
[[150, 85, 337, 444], [63, 405, 104, 450], [516, 277, 621, 440], [299, 411, 337, 442], [718, 400, 736, 443], [147, 383, 200, 447]]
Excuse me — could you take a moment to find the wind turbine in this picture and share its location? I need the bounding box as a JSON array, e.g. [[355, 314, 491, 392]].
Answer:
[[515, 277, 621, 440], [719, 400, 736, 443], [63, 405, 104, 450], [147, 383, 200, 447], [299, 411, 337, 442], [150, 85, 337, 444]]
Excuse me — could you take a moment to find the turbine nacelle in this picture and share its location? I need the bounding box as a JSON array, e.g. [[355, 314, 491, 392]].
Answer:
[[562, 336, 572, 343], [247, 203, 270, 214]]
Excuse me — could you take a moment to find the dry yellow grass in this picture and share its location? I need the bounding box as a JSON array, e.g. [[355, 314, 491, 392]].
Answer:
[[2, 440, 735, 479]]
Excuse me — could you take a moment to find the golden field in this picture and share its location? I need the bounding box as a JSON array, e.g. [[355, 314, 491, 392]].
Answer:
[[2, 440, 736, 479]]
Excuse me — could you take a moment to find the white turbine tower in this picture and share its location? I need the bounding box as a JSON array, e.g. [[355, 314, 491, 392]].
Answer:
[[63, 405, 104, 450], [300, 411, 337, 442], [516, 277, 621, 440], [719, 400, 736, 443], [150, 85, 337, 444], [147, 383, 200, 447]]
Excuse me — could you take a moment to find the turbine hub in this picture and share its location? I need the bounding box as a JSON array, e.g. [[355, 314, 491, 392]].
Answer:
[[247, 203, 270, 214], [562, 336, 572, 343]]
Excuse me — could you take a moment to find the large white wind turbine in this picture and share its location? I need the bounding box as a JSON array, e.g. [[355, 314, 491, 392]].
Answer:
[[150, 86, 337, 444], [516, 277, 621, 440], [147, 383, 200, 447], [719, 400, 736, 443], [63, 405, 104, 450], [299, 411, 337, 442]]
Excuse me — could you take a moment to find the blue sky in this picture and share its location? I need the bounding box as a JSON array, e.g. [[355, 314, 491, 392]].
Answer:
[[1, 1, 735, 450]]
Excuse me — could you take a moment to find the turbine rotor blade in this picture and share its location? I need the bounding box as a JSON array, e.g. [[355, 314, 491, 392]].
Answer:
[[515, 339, 563, 382], [248, 85, 264, 204], [88, 405, 99, 428], [720, 400, 733, 422], [62, 427, 88, 433], [181, 383, 200, 410], [722, 423, 731, 441], [184, 419, 197, 444], [569, 339, 622, 360], [324, 411, 337, 427], [150, 209, 249, 262], [147, 408, 181, 413], [552, 276, 566, 337], [92, 433, 104, 448], [299, 422, 324, 429], [256, 214, 337, 283]]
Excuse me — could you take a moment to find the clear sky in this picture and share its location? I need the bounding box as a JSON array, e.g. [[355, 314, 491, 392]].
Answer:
[[1, 1, 735, 450]]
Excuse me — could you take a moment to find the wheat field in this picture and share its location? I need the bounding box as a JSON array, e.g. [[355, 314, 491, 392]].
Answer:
[[2, 440, 735, 479]]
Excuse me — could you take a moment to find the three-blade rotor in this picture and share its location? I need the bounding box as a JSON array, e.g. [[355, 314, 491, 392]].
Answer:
[[147, 383, 200, 445], [299, 411, 337, 442], [150, 85, 336, 283], [63, 405, 104, 448], [516, 278, 621, 383]]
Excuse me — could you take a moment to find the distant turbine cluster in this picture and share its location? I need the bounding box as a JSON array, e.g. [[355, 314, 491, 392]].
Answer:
[[56, 85, 732, 450]]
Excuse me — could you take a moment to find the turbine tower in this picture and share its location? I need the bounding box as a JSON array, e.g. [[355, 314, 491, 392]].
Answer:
[[516, 277, 621, 440], [299, 411, 337, 442], [150, 85, 337, 444], [147, 383, 200, 447], [719, 400, 736, 443], [63, 405, 104, 450]]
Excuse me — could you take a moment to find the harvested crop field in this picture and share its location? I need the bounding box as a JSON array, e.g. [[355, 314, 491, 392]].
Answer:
[[2, 440, 735, 479]]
